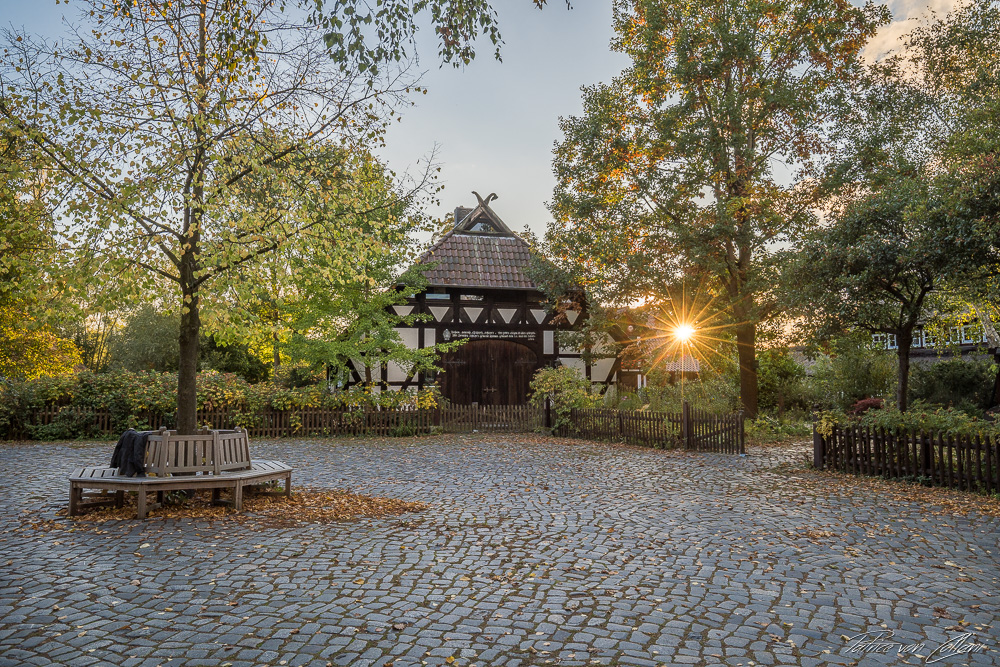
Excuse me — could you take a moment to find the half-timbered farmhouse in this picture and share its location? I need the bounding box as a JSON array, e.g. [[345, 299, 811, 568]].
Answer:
[[345, 194, 619, 404]]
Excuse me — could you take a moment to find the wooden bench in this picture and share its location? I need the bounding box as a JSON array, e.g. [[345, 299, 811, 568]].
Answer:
[[68, 428, 292, 519]]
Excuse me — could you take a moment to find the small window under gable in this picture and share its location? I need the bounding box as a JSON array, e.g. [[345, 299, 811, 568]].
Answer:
[[469, 219, 500, 233]]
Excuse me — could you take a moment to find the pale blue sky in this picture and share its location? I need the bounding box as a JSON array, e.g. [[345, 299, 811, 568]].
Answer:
[[1, 1, 625, 238], [377, 3, 629, 236], [2, 0, 951, 238]]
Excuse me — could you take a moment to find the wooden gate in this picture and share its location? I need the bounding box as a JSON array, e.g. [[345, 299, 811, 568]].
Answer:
[[683, 403, 745, 454], [440, 340, 537, 405], [440, 404, 544, 433]]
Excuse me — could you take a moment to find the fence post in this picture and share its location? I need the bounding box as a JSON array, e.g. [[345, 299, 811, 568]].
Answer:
[[921, 432, 932, 479], [682, 401, 692, 450], [813, 423, 825, 469], [544, 397, 552, 430], [738, 411, 745, 454]]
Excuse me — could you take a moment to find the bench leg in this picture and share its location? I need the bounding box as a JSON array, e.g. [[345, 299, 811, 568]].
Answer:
[[115, 490, 125, 508], [284, 473, 292, 497], [233, 482, 243, 511], [69, 483, 80, 516], [137, 489, 147, 520]]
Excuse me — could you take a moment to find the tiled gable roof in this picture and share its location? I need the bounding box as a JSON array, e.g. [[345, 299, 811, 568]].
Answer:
[[660, 355, 700, 373], [412, 195, 539, 290], [417, 230, 537, 290]]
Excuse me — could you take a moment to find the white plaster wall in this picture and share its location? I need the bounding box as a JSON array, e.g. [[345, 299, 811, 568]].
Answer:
[[387, 361, 409, 382], [394, 327, 420, 349], [590, 357, 615, 383]]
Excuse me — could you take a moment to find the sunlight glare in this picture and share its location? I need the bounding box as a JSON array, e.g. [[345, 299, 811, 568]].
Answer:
[[674, 323, 695, 343]]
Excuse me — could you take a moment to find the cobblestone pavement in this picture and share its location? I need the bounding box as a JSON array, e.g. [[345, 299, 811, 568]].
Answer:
[[1, 435, 998, 667]]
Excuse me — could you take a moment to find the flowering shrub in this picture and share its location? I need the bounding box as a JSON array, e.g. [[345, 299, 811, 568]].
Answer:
[[848, 397, 884, 415]]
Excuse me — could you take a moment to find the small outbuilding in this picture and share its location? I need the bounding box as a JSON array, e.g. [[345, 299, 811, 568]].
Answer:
[[344, 193, 620, 404]]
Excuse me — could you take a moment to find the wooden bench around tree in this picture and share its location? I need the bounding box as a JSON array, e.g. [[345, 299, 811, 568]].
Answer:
[[68, 428, 292, 519]]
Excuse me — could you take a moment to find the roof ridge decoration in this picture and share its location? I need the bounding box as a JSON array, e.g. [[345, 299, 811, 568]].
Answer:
[[454, 191, 515, 235]]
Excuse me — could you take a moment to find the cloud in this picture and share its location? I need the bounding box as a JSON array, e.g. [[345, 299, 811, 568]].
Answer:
[[863, 0, 966, 61]]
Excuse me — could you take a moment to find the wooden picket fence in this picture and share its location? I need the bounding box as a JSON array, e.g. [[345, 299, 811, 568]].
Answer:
[[16, 404, 542, 439], [814, 424, 1000, 495], [441, 404, 545, 433], [17, 402, 743, 454], [685, 403, 747, 454], [568, 408, 682, 448], [567, 403, 745, 454]]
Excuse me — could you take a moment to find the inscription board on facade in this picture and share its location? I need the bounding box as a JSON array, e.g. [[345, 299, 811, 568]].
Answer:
[[448, 329, 537, 341]]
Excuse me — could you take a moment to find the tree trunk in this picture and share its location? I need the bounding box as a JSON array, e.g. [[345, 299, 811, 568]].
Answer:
[[177, 282, 200, 434], [736, 322, 758, 419], [992, 352, 1000, 408], [176, 1, 207, 436], [273, 330, 281, 370], [896, 329, 913, 412]]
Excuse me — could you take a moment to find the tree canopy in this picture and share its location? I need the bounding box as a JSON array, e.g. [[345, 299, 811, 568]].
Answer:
[[0, 0, 510, 431], [792, 0, 1000, 411], [547, 0, 887, 417]]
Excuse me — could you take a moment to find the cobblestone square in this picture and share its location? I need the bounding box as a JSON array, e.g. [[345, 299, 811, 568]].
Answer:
[[1, 434, 997, 666]]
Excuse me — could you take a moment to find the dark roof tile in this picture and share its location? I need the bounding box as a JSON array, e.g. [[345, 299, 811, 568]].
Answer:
[[415, 231, 537, 290]]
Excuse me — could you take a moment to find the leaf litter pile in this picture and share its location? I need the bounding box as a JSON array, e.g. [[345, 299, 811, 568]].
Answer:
[[45, 487, 428, 527]]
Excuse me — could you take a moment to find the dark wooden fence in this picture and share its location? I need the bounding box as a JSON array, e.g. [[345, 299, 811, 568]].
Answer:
[[814, 424, 1000, 495], [568, 408, 681, 448], [16, 404, 542, 439], [17, 402, 744, 454], [441, 404, 544, 433], [568, 403, 745, 454]]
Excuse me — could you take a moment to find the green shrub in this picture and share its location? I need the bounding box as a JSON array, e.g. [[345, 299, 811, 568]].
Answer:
[[389, 423, 419, 437], [529, 366, 600, 430], [0, 369, 441, 439], [806, 335, 897, 409], [602, 374, 740, 414], [909, 357, 996, 414], [745, 415, 812, 446], [758, 348, 807, 413], [26, 407, 101, 441], [821, 401, 1000, 442]]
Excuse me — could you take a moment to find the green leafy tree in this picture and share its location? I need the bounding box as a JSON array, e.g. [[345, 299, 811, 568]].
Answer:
[[106, 305, 181, 373], [794, 1, 1000, 412], [0, 124, 81, 380], [793, 178, 991, 411], [548, 0, 887, 418], [1, 0, 503, 433], [203, 145, 448, 380]]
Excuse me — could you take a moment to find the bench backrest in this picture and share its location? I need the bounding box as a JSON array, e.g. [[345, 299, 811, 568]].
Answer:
[[144, 429, 252, 476], [215, 429, 252, 472]]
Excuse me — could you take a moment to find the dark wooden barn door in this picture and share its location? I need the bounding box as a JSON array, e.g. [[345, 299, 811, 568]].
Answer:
[[440, 340, 537, 405]]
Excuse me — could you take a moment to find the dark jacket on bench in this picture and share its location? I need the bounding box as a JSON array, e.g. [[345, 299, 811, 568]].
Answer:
[[110, 429, 155, 477]]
